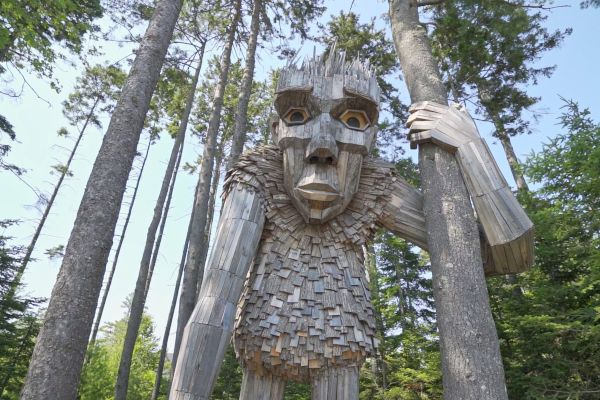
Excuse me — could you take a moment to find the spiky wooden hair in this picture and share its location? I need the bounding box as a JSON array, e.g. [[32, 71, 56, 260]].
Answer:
[[276, 43, 380, 103]]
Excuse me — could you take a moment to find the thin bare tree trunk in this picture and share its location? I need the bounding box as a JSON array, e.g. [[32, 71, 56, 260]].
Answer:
[[388, 1, 508, 399], [195, 139, 224, 300], [150, 199, 195, 400], [173, 0, 242, 368], [114, 54, 202, 400], [145, 139, 184, 297], [227, 0, 262, 171], [0, 97, 100, 310], [89, 139, 152, 348], [494, 121, 529, 192], [21, 1, 183, 398]]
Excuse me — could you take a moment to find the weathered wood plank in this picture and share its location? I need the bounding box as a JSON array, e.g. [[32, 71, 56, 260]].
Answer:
[[169, 184, 265, 400]]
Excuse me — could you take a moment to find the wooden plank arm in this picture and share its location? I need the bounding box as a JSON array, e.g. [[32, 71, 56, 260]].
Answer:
[[170, 183, 265, 400], [456, 137, 534, 274], [379, 177, 428, 249]]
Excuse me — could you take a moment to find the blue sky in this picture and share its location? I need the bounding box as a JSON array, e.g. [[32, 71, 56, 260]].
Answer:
[[1, 1, 598, 349]]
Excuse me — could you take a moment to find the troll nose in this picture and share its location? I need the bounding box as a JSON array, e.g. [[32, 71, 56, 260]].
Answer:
[[305, 135, 338, 165]]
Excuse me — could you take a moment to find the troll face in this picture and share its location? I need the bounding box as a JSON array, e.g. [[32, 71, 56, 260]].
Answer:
[[272, 52, 381, 224]]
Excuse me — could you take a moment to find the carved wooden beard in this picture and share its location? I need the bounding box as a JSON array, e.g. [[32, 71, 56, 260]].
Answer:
[[273, 72, 380, 224]]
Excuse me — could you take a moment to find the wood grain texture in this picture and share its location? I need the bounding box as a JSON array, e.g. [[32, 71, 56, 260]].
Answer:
[[311, 366, 359, 400], [391, 1, 510, 397], [407, 101, 534, 275], [169, 183, 265, 400], [239, 368, 286, 400], [228, 146, 424, 385], [457, 138, 533, 274]]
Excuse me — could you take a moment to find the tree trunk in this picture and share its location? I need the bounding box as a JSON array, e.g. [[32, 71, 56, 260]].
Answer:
[[114, 54, 201, 400], [493, 120, 530, 192], [145, 138, 184, 297], [0, 96, 100, 310], [151, 194, 196, 400], [173, 0, 242, 368], [388, 1, 508, 399], [227, 0, 262, 171], [195, 139, 224, 300], [20, 1, 183, 398], [89, 139, 152, 348]]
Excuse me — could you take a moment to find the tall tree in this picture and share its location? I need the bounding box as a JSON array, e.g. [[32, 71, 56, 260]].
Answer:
[[429, 0, 569, 192], [0, 0, 103, 143], [388, 1, 508, 399], [79, 299, 162, 400], [20, 0, 184, 397], [227, 0, 262, 170], [89, 139, 152, 347], [150, 203, 194, 400], [488, 101, 600, 398], [114, 56, 202, 400], [1, 64, 126, 317], [173, 0, 243, 367]]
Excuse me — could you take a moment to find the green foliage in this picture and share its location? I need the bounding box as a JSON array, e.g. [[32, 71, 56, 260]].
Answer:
[[368, 232, 441, 399], [192, 56, 273, 148], [44, 244, 65, 260], [150, 66, 193, 139], [210, 346, 242, 400], [1, 114, 22, 174], [263, 0, 325, 42], [430, 0, 570, 138], [581, 0, 600, 7], [62, 64, 127, 129], [0, 0, 102, 78], [79, 300, 163, 399], [486, 101, 600, 398], [0, 224, 43, 398]]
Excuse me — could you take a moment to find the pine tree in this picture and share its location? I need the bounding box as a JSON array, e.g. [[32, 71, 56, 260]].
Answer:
[[488, 101, 600, 398], [20, 1, 184, 397], [388, 0, 508, 398], [429, 0, 570, 192]]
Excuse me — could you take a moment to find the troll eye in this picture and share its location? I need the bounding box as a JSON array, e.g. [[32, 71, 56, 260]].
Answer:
[[283, 107, 309, 125], [339, 110, 371, 131]]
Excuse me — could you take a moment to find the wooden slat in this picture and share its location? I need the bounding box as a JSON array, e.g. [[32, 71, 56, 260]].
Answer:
[[170, 183, 265, 400]]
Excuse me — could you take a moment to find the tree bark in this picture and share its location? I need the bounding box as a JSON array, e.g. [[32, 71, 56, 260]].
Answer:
[[20, 1, 183, 398], [173, 0, 242, 369], [388, 1, 508, 399], [114, 54, 201, 400], [227, 0, 262, 171], [89, 139, 152, 348]]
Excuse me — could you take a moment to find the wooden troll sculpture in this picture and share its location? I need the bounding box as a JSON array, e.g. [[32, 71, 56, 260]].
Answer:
[[170, 49, 533, 400]]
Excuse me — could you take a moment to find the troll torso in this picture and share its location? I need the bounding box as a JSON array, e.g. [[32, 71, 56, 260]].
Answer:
[[227, 146, 396, 382]]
